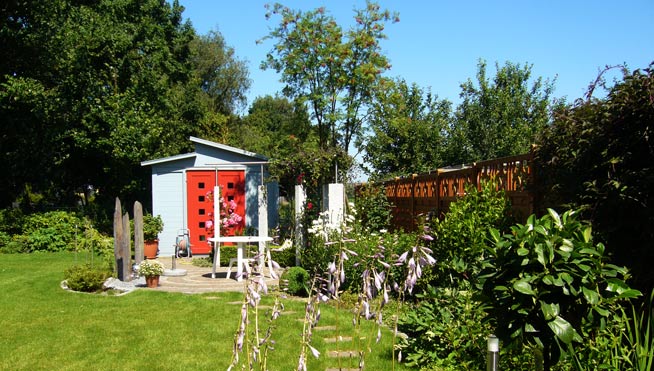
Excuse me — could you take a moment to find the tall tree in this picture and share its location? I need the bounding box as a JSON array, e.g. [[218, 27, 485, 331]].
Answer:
[[362, 78, 452, 179], [535, 63, 654, 292], [259, 1, 398, 157], [449, 60, 555, 164], [191, 30, 251, 115], [0, 0, 238, 209], [235, 95, 313, 158]]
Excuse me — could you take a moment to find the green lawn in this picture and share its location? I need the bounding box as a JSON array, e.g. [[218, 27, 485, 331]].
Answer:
[[0, 253, 408, 370]]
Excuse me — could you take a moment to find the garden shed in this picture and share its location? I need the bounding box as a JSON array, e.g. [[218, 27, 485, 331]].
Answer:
[[141, 136, 278, 256]]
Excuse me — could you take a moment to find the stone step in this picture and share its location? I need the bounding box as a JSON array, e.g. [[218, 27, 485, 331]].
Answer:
[[327, 350, 359, 358], [324, 336, 353, 343]]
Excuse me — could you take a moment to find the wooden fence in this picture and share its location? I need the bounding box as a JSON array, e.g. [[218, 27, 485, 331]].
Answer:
[[380, 152, 535, 231]]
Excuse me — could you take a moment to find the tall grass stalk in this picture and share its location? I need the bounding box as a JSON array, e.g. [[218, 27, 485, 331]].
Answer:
[[623, 290, 654, 371]]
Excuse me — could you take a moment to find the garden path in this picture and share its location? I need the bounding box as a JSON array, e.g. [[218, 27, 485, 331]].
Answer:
[[149, 257, 280, 294]]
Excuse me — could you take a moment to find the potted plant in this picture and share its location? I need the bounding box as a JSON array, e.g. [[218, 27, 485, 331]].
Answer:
[[139, 259, 165, 288], [143, 214, 164, 259]]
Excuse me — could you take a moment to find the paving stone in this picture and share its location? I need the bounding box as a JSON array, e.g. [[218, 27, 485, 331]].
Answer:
[[314, 325, 337, 331], [324, 336, 353, 343], [327, 350, 358, 358]]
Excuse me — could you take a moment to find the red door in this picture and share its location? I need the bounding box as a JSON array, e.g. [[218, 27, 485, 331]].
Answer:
[[186, 170, 245, 254]]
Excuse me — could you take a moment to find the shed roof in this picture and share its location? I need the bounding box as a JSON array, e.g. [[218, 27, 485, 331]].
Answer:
[[140, 136, 267, 167]]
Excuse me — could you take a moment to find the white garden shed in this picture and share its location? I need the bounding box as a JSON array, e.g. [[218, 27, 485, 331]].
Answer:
[[141, 136, 278, 256]]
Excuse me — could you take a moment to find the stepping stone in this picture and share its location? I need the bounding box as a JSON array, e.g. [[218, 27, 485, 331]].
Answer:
[[204, 296, 221, 300], [327, 350, 358, 358], [324, 336, 353, 343], [314, 325, 337, 331]]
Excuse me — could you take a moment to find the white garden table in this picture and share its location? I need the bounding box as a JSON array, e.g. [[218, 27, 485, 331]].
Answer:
[[208, 235, 273, 281]]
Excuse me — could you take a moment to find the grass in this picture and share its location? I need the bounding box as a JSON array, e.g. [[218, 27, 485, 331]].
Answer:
[[0, 252, 409, 370]]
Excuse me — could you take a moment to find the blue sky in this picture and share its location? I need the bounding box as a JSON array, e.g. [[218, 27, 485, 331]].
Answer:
[[178, 0, 653, 108]]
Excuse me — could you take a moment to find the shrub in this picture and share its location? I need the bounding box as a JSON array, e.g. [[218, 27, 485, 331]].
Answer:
[[271, 243, 296, 268], [534, 64, 654, 292], [22, 211, 83, 252], [354, 182, 392, 232], [418, 180, 513, 292], [281, 266, 310, 297], [479, 209, 641, 370], [64, 264, 112, 292], [398, 284, 489, 369]]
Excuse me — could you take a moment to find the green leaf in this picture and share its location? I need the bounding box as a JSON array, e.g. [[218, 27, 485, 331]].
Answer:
[[489, 228, 501, 243], [517, 247, 529, 256], [559, 272, 573, 285], [548, 315, 581, 344], [582, 287, 599, 305], [535, 244, 547, 266], [548, 208, 562, 229], [617, 289, 642, 299], [606, 278, 630, 294], [559, 238, 574, 253], [540, 301, 560, 321], [582, 227, 592, 243], [513, 279, 536, 296]]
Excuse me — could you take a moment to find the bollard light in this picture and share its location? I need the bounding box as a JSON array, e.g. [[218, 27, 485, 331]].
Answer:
[[487, 334, 499, 371]]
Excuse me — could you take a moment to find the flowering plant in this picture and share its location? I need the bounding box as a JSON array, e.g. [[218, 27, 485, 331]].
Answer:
[[220, 198, 243, 230], [139, 259, 165, 277]]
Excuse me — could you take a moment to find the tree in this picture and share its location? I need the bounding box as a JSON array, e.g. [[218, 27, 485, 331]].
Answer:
[[235, 95, 313, 158], [0, 0, 250, 211], [535, 63, 654, 292], [191, 30, 251, 115], [449, 60, 556, 164], [260, 1, 398, 158], [362, 78, 452, 179]]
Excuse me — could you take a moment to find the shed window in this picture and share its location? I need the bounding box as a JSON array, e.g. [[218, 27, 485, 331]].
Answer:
[[199, 209, 205, 215], [199, 235, 206, 241], [199, 222, 205, 228], [198, 196, 205, 202], [198, 182, 205, 189], [227, 182, 234, 189]]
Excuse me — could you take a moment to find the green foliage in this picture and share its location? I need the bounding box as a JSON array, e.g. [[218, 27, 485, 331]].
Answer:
[[271, 245, 296, 268], [448, 59, 555, 164], [142, 214, 164, 241], [281, 266, 310, 297], [479, 209, 641, 370], [21, 211, 84, 252], [261, 2, 398, 154], [398, 285, 488, 369], [0, 1, 251, 210], [354, 182, 392, 232], [535, 62, 654, 292], [64, 264, 111, 293], [363, 78, 453, 177], [567, 289, 654, 371], [419, 181, 513, 291]]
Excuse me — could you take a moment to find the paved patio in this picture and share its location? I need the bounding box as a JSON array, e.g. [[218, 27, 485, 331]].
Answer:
[[148, 256, 281, 294]]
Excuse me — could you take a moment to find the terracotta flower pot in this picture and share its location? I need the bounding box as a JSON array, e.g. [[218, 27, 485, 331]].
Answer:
[[144, 240, 159, 259], [145, 275, 160, 288]]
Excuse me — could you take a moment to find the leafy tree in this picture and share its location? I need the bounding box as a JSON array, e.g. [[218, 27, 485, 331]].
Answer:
[[191, 29, 251, 115], [535, 63, 654, 292], [259, 1, 398, 157], [448, 60, 556, 164], [235, 95, 313, 158], [362, 78, 452, 178], [0, 0, 250, 212]]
